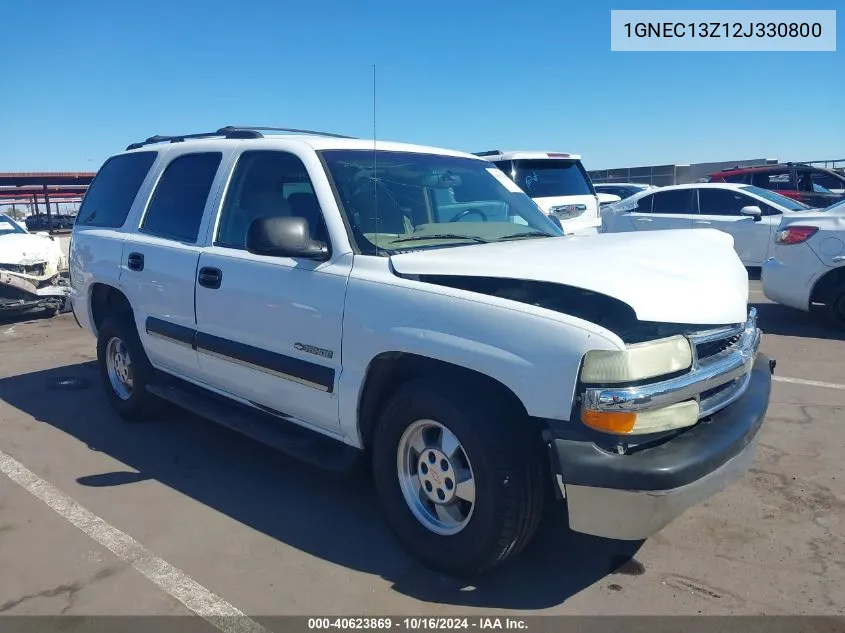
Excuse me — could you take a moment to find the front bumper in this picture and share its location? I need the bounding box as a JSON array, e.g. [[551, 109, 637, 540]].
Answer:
[[0, 270, 69, 314], [551, 352, 773, 541]]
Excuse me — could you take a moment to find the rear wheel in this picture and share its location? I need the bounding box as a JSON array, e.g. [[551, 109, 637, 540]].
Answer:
[[96, 313, 161, 421], [372, 375, 545, 576], [825, 283, 845, 330]]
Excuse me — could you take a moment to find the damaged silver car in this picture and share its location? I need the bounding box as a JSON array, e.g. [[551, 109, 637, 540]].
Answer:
[[0, 213, 70, 317]]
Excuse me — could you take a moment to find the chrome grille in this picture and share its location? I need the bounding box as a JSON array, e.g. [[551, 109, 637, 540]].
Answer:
[[695, 332, 742, 361], [689, 324, 745, 367]]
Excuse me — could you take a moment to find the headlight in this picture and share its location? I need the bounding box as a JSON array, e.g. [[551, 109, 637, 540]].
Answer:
[[580, 335, 692, 384]]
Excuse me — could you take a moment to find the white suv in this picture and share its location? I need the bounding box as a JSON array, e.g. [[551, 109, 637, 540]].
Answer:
[[69, 126, 773, 576], [474, 150, 603, 235]]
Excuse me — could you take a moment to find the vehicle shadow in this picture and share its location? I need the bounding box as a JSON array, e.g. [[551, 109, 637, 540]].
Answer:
[[752, 302, 845, 341], [0, 361, 643, 611]]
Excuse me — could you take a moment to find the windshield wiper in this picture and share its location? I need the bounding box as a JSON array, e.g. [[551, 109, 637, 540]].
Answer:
[[389, 234, 491, 245], [497, 231, 555, 241]]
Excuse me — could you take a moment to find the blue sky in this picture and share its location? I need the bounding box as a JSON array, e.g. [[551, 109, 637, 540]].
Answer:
[[1, 0, 842, 173]]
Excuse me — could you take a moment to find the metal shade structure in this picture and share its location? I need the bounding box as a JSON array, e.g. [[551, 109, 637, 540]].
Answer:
[[0, 172, 95, 231]]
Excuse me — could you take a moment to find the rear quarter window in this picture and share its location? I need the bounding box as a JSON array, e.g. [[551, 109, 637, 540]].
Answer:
[[76, 152, 158, 228], [140, 152, 223, 243]]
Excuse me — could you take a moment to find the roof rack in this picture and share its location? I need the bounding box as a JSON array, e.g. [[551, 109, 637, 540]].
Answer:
[[472, 150, 502, 157], [126, 126, 356, 150]]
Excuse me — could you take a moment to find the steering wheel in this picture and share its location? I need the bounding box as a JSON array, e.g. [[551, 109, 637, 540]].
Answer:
[[450, 207, 488, 222]]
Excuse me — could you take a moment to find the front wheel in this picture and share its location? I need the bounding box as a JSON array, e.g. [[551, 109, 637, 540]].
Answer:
[[372, 376, 546, 576]]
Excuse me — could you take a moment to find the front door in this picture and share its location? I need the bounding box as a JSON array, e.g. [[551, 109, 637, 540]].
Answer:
[[193, 149, 349, 432], [693, 188, 776, 265]]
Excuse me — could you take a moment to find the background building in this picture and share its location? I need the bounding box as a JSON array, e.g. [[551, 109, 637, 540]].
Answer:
[[587, 158, 779, 186], [588, 158, 845, 187]]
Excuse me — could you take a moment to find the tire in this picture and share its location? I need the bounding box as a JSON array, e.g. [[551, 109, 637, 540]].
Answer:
[[96, 313, 161, 421], [371, 375, 546, 577], [825, 283, 845, 331]]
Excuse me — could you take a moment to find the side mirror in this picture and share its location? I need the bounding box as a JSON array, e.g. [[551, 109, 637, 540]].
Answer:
[[246, 216, 329, 260], [740, 205, 763, 222]]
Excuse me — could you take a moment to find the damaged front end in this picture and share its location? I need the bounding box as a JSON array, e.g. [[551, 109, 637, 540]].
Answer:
[[0, 215, 70, 316], [0, 258, 69, 317]]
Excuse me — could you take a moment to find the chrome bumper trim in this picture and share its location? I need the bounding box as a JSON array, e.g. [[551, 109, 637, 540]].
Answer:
[[582, 308, 760, 418]]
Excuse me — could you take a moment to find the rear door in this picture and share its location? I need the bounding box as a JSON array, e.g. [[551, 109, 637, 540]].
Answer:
[[694, 188, 777, 265], [70, 150, 160, 333], [119, 148, 231, 379], [631, 189, 695, 231]]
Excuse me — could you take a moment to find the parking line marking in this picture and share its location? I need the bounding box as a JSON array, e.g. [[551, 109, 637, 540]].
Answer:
[[773, 376, 845, 391], [0, 448, 270, 633]]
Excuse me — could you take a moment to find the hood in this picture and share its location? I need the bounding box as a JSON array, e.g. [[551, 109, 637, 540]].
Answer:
[[0, 233, 61, 265], [389, 228, 749, 325]]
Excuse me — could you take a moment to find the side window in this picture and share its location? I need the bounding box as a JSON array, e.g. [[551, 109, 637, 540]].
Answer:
[[753, 170, 791, 191], [759, 202, 782, 216], [76, 152, 158, 227], [697, 188, 753, 215], [141, 152, 222, 243], [651, 189, 693, 214], [811, 171, 844, 190], [493, 161, 513, 178], [215, 150, 327, 250], [634, 194, 653, 212]]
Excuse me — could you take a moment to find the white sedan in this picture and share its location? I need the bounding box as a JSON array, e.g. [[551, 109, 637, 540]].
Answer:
[[601, 182, 813, 266], [762, 198, 845, 329]]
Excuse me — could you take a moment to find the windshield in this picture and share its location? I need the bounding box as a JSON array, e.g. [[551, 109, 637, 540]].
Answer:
[[740, 185, 811, 211], [509, 159, 595, 198], [319, 150, 564, 254], [0, 214, 27, 236]]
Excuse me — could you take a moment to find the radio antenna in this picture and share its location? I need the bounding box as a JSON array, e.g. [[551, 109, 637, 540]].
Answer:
[[372, 63, 378, 247]]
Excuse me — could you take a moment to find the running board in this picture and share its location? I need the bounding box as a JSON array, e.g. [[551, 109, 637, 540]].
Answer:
[[146, 379, 363, 474]]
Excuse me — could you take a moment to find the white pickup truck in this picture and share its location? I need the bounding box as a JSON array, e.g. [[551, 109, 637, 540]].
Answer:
[[69, 126, 773, 576]]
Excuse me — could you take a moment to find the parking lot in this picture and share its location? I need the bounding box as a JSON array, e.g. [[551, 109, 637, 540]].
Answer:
[[0, 280, 843, 619]]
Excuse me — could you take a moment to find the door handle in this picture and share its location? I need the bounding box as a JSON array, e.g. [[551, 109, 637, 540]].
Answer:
[[127, 252, 144, 271], [198, 267, 223, 289], [635, 218, 652, 222], [694, 220, 711, 225]]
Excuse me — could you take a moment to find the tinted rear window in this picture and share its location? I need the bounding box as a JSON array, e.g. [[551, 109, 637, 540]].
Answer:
[[140, 152, 222, 243], [76, 152, 158, 228], [511, 159, 594, 197]]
